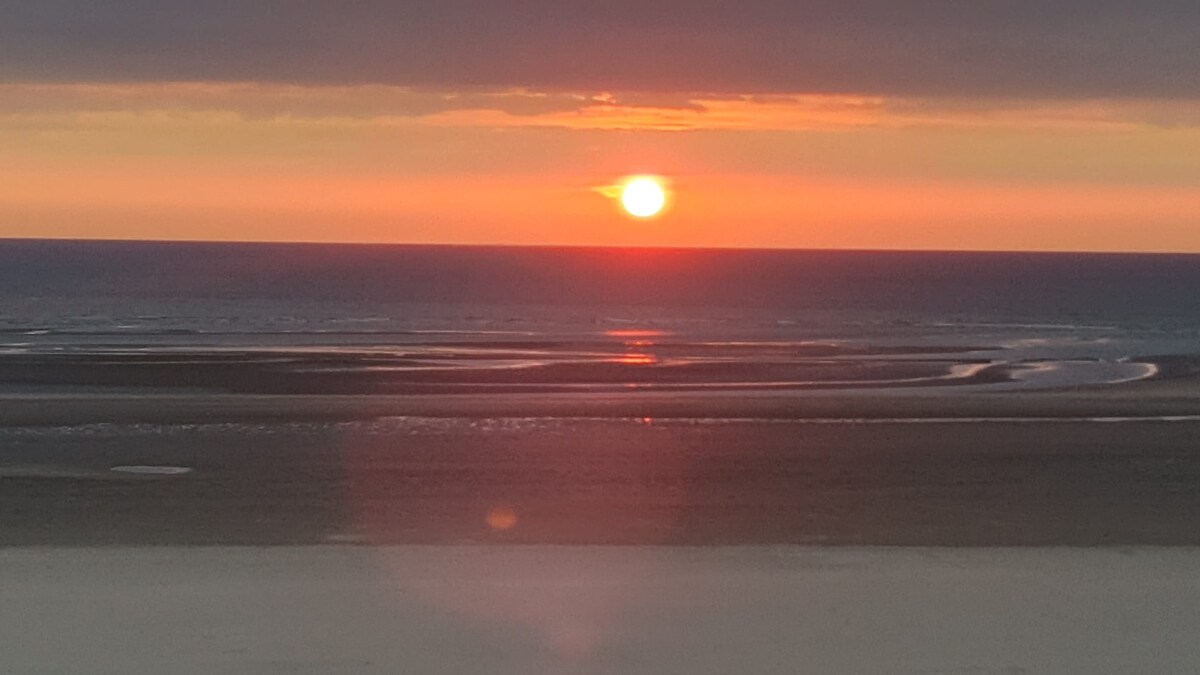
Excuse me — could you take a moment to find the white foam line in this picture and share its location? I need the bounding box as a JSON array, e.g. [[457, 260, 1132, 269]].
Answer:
[[110, 465, 194, 475], [1112, 361, 1160, 384]]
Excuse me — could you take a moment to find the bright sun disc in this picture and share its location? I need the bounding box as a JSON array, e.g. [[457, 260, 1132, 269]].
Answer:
[[621, 177, 667, 218]]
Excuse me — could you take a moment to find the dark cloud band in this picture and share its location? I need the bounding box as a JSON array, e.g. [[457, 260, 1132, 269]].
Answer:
[[3, 1, 1198, 97]]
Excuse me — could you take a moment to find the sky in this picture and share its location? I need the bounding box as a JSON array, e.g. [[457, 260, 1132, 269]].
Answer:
[[3, 1, 1200, 251]]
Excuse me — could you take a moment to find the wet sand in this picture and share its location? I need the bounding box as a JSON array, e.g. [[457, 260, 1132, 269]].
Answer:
[[5, 382, 1200, 546], [2, 375, 1200, 547], [3, 363, 1200, 427]]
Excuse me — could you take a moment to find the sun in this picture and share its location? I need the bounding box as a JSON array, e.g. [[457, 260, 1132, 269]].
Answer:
[[620, 176, 668, 218]]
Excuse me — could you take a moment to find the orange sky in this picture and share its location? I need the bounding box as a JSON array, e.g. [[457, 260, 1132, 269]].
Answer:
[[3, 83, 1200, 252]]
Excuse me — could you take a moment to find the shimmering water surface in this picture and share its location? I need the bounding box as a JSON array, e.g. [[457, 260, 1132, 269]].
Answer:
[[2, 240, 1199, 395]]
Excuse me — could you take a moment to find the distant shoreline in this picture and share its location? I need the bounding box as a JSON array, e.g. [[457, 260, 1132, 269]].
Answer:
[[6, 236, 1200, 257], [2, 367, 1199, 427]]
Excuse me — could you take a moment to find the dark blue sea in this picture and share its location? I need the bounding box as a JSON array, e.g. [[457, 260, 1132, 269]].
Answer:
[[1, 239, 1198, 395]]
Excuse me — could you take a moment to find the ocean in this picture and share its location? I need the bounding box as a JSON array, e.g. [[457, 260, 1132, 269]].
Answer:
[[2, 239, 1199, 396]]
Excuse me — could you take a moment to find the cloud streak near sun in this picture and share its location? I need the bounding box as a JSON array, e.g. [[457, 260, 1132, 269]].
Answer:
[[6, 83, 1200, 133]]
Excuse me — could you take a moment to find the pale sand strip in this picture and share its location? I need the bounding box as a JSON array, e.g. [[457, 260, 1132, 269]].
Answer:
[[3, 546, 1200, 674]]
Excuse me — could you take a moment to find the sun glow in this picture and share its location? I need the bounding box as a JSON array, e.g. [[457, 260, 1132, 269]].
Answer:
[[620, 176, 668, 218]]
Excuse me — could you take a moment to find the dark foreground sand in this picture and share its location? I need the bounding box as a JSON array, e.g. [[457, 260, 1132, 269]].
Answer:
[[4, 546, 1200, 675], [6, 377, 1200, 673], [5, 378, 1200, 546]]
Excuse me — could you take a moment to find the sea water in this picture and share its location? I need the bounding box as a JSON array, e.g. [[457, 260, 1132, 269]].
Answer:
[[1, 240, 1198, 395]]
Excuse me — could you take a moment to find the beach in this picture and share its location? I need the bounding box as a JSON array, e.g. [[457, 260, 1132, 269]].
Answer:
[[5, 545, 1200, 674], [3, 355, 1200, 426], [5, 372, 1200, 547], [9, 378, 1200, 673], [5, 242, 1200, 672]]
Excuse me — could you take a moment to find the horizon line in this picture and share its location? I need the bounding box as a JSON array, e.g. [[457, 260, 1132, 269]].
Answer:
[[2, 235, 1200, 258]]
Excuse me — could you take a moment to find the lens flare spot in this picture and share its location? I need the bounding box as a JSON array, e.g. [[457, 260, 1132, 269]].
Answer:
[[486, 505, 519, 531]]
